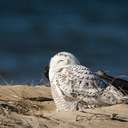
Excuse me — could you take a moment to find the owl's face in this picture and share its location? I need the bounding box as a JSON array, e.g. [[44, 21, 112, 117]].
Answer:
[[49, 52, 80, 81]]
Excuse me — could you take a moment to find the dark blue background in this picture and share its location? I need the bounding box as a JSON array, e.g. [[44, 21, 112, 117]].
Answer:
[[0, 0, 128, 84]]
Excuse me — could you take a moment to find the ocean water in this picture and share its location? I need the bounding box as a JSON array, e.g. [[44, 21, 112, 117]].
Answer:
[[0, 0, 128, 84]]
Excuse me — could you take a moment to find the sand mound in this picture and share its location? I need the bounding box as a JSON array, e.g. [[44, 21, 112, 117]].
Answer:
[[0, 85, 127, 128]]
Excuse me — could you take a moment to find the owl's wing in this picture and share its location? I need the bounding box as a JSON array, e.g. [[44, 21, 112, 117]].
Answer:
[[55, 65, 104, 101]]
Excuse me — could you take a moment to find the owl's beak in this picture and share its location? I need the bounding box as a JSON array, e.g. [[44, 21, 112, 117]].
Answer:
[[43, 65, 49, 81]]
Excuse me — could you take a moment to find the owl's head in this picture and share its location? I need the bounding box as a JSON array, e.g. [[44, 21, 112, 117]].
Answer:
[[49, 52, 80, 81]]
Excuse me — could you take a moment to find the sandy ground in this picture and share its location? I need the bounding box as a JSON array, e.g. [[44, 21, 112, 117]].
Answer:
[[0, 85, 127, 128]]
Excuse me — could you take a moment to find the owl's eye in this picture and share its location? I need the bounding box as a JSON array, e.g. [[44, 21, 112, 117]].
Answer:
[[58, 60, 64, 63]]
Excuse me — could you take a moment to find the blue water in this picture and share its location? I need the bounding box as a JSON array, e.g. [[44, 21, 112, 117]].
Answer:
[[0, 0, 128, 84]]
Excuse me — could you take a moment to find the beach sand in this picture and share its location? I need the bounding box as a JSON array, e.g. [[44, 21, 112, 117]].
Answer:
[[0, 85, 127, 128]]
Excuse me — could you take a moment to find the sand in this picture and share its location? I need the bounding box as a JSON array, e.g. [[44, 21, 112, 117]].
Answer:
[[0, 85, 127, 128]]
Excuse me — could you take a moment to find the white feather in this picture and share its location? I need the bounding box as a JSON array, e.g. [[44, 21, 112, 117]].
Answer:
[[49, 52, 124, 111]]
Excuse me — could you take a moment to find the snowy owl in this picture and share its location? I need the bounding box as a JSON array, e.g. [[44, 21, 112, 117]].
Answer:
[[49, 52, 125, 112]]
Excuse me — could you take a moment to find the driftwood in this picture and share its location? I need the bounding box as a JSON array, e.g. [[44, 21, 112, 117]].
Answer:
[[43, 65, 49, 81], [96, 70, 128, 94]]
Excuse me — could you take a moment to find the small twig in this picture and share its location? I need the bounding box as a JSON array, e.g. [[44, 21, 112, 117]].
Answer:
[[24, 97, 53, 101]]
